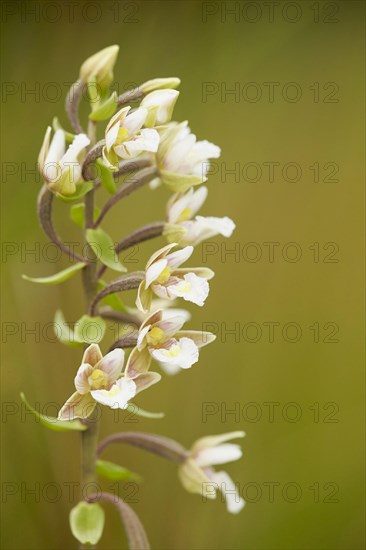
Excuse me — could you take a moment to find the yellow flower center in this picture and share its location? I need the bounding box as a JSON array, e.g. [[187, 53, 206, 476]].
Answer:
[[177, 207, 192, 222], [88, 368, 109, 390], [156, 266, 172, 284], [146, 327, 166, 346]]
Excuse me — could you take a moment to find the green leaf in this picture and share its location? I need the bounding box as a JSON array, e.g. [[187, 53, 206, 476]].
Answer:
[[96, 460, 142, 482], [20, 393, 86, 432], [89, 91, 118, 121], [74, 315, 106, 344], [22, 262, 85, 285], [98, 279, 127, 312], [86, 228, 127, 273], [69, 502, 105, 545], [127, 403, 165, 419], [54, 310, 79, 347], [57, 181, 94, 202], [70, 203, 100, 228], [97, 158, 116, 194]]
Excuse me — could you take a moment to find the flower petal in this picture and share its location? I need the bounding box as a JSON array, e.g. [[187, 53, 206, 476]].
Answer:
[[145, 258, 168, 288], [91, 377, 136, 409], [168, 273, 210, 307], [136, 280, 153, 313], [74, 363, 93, 394], [151, 337, 199, 369], [175, 330, 216, 348], [192, 431, 245, 454], [58, 391, 96, 420], [211, 471, 245, 514], [195, 444, 243, 467], [166, 245, 193, 269], [125, 346, 152, 379], [178, 459, 213, 497], [82, 343, 103, 366], [134, 371, 161, 393], [97, 348, 125, 383]]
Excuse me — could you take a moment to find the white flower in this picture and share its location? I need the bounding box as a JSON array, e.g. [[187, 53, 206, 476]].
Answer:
[[125, 309, 216, 378], [58, 344, 160, 420], [102, 106, 159, 169], [136, 243, 214, 313], [151, 122, 221, 192], [164, 186, 236, 246], [179, 432, 245, 514], [140, 89, 179, 127], [38, 128, 90, 195]]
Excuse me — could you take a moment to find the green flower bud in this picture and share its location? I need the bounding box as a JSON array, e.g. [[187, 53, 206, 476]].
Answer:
[[79, 45, 119, 89]]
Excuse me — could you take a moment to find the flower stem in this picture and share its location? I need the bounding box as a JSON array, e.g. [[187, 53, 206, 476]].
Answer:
[[80, 122, 100, 550]]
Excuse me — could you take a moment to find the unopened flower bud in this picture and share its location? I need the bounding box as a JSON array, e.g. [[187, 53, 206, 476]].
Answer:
[[139, 77, 181, 94], [79, 45, 119, 89]]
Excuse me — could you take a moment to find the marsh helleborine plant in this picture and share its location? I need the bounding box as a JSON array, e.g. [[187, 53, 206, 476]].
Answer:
[[24, 45, 245, 548]]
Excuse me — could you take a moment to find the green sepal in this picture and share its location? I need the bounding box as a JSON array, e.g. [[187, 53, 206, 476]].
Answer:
[[20, 393, 87, 432], [97, 158, 116, 193], [22, 262, 85, 285], [96, 460, 142, 482], [69, 502, 105, 545], [86, 228, 127, 273], [89, 91, 118, 121], [70, 203, 100, 228]]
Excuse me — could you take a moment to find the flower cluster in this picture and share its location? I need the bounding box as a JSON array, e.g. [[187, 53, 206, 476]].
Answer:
[[31, 45, 244, 539]]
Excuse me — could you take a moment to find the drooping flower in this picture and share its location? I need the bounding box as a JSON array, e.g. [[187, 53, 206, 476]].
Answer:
[[38, 128, 90, 196], [102, 106, 159, 169], [125, 309, 216, 378], [136, 243, 214, 313], [140, 89, 179, 127], [58, 344, 160, 420], [179, 432, 245, 514], [164, 185, 236, 246], [150, 122, 221, 192]]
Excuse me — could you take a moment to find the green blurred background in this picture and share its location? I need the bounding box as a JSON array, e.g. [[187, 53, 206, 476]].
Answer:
[[1, 1, 365, 549]]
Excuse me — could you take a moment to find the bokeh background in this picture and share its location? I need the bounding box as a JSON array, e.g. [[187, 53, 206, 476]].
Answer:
[[1, 1, 365, 549]]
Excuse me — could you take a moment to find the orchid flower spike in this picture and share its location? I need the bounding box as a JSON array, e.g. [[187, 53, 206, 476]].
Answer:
[[179, 431, 246, 514], [102, 106, 159, 169], [150, 122, 221, 192], [125, 309, 216, 378], [136, 243, 214, 313], [164, 186, 236, 246], [58, 344, 160, 420], [38, 128, 90, 196]]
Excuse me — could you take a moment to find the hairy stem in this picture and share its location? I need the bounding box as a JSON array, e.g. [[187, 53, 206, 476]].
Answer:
[[37, 185, 89, 263], [117, 87, 144, 107], [81, 140, 105, 181], [86, 492, 150, 550], [98, 221, 164, 278], [80, 122, 99, 550], [88, 272, 145, 316], [97, 431, 188, 463], [93, 166, 158, 228]]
